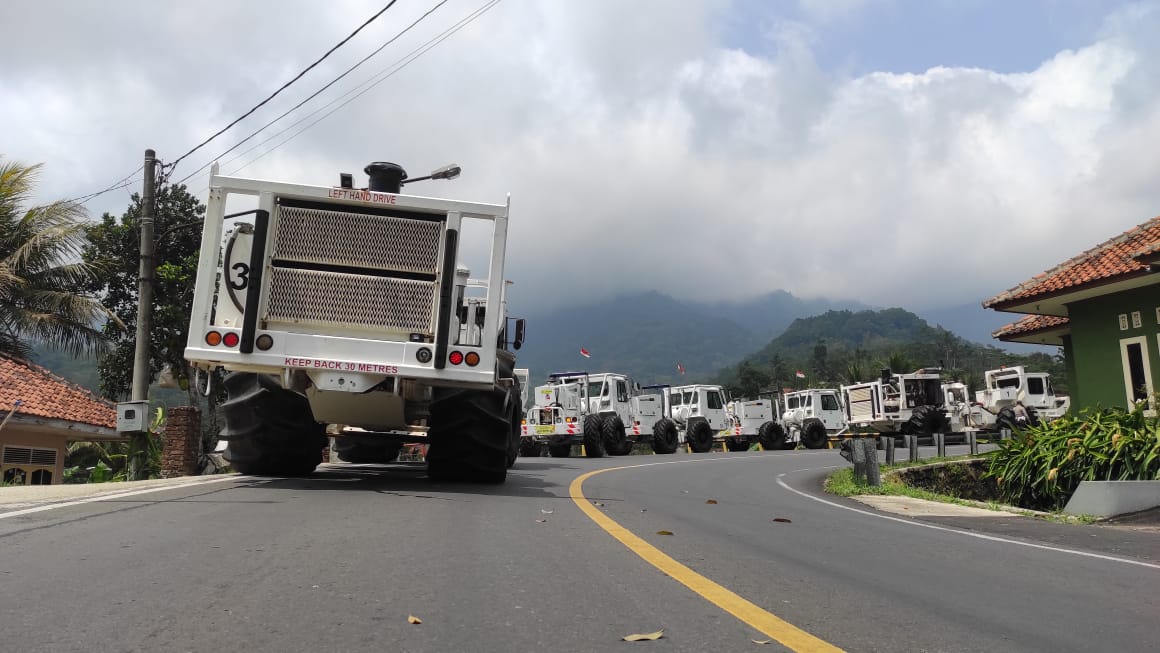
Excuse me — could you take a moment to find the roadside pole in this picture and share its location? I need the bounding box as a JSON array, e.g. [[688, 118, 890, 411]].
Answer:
[[128, 149, 157, 481]]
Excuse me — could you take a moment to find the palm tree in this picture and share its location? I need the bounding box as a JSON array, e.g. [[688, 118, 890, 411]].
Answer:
[[0, 158, 118, 358]]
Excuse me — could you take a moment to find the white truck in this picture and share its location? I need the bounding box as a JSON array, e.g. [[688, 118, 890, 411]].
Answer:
[[664, 384, 731, 453], [724, 393, 790, 450], [522, 372, 677, 457], [666, 384, 780, 453], [780, 388, 848, 449], [184, 161, 525, 483], [841, 368, 950, 436], [945, 366, 1069, 432]]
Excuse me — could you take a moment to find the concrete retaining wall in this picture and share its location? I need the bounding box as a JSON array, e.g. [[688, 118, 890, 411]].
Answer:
[[1063, 480, 1160, 518]]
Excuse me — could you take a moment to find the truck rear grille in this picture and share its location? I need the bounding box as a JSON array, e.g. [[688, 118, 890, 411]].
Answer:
[[274, 204, 441, 274], [266, 267, 437, 333], [847, 386, 875, 421]]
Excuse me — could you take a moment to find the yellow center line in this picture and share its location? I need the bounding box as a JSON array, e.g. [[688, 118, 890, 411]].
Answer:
[[569, 463, 844, 653]]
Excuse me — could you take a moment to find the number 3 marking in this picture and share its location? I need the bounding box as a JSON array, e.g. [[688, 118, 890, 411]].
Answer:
[[230, 262, 250, 290]]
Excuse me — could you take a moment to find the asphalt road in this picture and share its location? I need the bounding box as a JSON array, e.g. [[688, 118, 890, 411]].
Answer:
[[1, 447, 1156, 652]]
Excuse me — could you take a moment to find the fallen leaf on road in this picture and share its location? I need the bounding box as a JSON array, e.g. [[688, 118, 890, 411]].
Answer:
[[772, 518, 792, 524], [408, 615, 422, 625], [705, 499, 718, 504], [752, 639, 772, 645], [622, 629, 664, 641], [541, 509, 554, 514], [656, 530, 674, 536]]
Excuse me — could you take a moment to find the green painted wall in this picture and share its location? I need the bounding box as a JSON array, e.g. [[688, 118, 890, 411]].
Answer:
[[1061, 335, 1077, 410], [1067, 283, 1160, 411]]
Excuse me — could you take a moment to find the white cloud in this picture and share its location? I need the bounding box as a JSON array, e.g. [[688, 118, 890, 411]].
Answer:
[[2, 0, 1159, 312]]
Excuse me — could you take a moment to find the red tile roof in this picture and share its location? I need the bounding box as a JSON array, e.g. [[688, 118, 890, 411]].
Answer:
[[0, 355, 116, 429], [993, 314, 1070, 340], [984, 215, 1160, 308]]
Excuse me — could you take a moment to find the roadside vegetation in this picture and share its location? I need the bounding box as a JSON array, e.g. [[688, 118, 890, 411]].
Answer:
[[826, 404, 1159, 520], [985, 404, 1160, 511], [0, 157, 118, 358]]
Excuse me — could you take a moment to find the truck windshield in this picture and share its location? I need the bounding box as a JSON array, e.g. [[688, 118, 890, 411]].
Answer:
[[588, 381, 606, 397]]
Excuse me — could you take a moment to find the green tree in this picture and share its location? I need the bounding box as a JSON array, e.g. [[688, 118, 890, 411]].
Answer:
[[82, 183, 206, 400], [734, 361, 772, 398], [0, 158, 117, 358], [812, 338, 829, 380], [886, 352, 910, 374], [768, 354, 788, 388]]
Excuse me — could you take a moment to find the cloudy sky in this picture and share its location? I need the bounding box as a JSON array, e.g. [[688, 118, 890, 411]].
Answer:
[[4, 0, 1159, 312]]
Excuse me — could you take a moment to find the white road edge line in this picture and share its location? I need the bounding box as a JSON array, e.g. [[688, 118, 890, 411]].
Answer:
[[0, 475, 241, 520], [776, 471, 1160, 571]]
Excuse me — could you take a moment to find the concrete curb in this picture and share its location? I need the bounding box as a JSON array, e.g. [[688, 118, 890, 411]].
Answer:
[[0, 473, 238, 510]]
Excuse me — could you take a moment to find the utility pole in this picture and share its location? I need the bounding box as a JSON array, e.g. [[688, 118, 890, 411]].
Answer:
[[128, 148, 157, 480]]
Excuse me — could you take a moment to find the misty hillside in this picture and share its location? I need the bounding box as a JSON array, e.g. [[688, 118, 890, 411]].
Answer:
[[716, 308, 1064, 395], [513, 291, 764, 386]]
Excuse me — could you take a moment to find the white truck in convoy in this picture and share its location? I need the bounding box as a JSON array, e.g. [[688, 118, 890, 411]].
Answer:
[[184, 161, 525, 483], [522, 372, 677, 457], [944, 366, 1069, 432], [841, 368, 950, 437], [667, 384, 784, 452], [780, 388, 848, 449]]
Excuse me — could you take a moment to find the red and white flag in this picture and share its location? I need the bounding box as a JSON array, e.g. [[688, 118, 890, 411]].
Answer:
[[580, 347, 591, 358], [676, 362, 685, 375], [795, 370, 806, 379]]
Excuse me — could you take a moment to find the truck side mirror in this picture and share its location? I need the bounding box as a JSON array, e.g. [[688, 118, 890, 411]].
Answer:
[[513, 318, 525, 350]]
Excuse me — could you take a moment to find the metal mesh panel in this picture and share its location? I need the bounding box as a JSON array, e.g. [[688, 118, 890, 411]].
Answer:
[[274, 204, 442, 274], [266, 267, 436, 332], [847, 386, 875, 421]]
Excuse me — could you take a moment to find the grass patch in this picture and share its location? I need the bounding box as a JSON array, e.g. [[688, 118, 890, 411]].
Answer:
[[824, 465, 979, 510], [823, 454, 1098, 524]]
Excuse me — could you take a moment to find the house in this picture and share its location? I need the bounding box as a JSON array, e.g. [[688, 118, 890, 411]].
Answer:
[[983, 216, 1160, 413], [0, 354, 121, 485]]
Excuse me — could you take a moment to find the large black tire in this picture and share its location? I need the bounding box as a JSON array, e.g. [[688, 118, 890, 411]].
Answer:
[[995, 406, 1016, 433], [800, 420, 828, 450], [651, 418, 679, 454], [548, 444, 572, 458], [583, 414, 606, 457], [1027, 406, 1041, 427], [758, 421, 788, 450], [426, 384, 510, 484], [334, 437, 403, 464], [907, 405, 948, 436], [505, 378, 522, 469], [219, 372, 326, 476], [519, 439, 543, 457], [687, 419, 714, 453], [725, 437, 750, 452], [602, 415, 633, 456]]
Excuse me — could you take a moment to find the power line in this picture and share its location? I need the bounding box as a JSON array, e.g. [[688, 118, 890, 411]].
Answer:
[[176, 0, 449, 186], [64, 165, 145, 205], [166, 0, 399, 173], [226, 0, 502, 177]]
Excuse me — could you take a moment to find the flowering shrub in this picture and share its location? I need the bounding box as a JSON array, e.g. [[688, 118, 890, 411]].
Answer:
[[985, 404, 1159, 511]]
